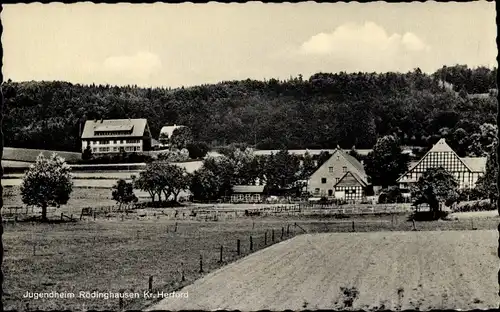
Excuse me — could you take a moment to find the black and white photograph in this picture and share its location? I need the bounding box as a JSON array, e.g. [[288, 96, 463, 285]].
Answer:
[[0, 1, 498, 311]]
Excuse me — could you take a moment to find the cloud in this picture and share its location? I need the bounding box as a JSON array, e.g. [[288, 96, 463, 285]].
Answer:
[[296, 22, 431, 73]]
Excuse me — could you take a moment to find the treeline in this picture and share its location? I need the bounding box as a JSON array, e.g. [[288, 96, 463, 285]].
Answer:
[[2, 65, 497, 152]]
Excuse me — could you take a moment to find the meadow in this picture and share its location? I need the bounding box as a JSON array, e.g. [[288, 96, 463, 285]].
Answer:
[[2, 211, 498, 311]]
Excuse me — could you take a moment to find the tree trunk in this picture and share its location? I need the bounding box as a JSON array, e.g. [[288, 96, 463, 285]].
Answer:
[[41, 204, 48, 222], [173, 191, 180, 202]]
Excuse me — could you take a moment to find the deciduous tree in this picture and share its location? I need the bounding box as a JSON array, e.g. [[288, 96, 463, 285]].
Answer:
[[111, 179, 138, 211], [365, 135, 409, 188], [411, 167, 460, 219], [20, 153, 74, 221]]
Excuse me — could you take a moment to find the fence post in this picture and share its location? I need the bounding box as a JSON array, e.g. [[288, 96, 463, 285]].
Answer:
[[412, 219, 417, 231], [250, 236, 253, 251], [148, 276, 153, 292], [93, 211, 96, 221], [199, 254, 204, 273], [281, 227, 284, 239], [118, 289, 125, 311], [264, 231, 267, 245], [237, 239, 241, 255], [219, 245, 223, 263], [181, 262, 185, 282], [287, 224, 290, 236], [175, 222, 178, 232], [252, 221, 255, 230], [352, 221, 355, 232]]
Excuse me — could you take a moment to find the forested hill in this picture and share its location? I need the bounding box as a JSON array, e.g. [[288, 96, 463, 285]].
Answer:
[[2, 65, 497, 153]]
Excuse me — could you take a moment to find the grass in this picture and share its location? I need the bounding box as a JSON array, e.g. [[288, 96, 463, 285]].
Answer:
[[3, 147, 81, 163], [3, 211, 498, 311], [3, 218, 300, 311]]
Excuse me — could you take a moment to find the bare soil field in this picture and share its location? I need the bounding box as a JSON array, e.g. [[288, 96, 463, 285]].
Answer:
[[148, 230, 499, 311]]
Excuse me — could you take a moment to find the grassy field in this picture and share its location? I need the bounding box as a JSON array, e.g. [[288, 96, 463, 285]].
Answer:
[[2, 147, 81, 163], [3, 213, 499, 311], [148, 230, 498, 311]]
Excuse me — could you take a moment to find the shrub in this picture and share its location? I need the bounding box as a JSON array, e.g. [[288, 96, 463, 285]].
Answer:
[[378, 186, 404, 204], [452, 199, 496, 212], [186, 141, 210, 159]]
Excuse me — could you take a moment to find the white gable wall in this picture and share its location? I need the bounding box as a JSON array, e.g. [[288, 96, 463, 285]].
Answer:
[[308, 150, 365, 197]]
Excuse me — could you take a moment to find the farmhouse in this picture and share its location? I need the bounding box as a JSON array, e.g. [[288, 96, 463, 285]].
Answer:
[[81, 118, 152, 155], [396, 138, 487, 191], [231, 185, 265, 203], [159, 124, 186, 147], [308, 147, 369, 202]]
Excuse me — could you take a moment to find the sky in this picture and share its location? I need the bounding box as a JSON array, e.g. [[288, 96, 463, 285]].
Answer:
[[2, 2, 497, 88]]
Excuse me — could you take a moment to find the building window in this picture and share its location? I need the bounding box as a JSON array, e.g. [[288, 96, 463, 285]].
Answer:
[[321, 178, 327, 184], [342, 166, 347, 173], [328, 189, 333, 196], [93, 148, 97, 152], [328, 167, 333, 173], [314, 188, 320, 194], [337, 155, 340, 160]]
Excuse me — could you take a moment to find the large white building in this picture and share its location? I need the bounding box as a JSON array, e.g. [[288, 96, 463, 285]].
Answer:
[[396, 138, 487, 190], [81, 118, 152, 155]]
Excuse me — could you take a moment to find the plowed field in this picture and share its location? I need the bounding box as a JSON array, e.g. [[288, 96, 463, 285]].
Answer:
[[148, 230, 498, 311]]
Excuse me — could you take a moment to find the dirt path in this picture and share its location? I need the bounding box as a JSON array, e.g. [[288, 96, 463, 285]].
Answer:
[[146, 230, 498, 311]]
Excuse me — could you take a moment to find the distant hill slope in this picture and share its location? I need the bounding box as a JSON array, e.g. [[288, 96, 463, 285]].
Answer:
[[2, 147, 81, 163]]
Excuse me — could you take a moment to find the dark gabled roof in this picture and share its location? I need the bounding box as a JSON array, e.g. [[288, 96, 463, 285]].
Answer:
[[81, 119, 148, 139], [232, 185, 265, 194], [334, 171, 368, 188]]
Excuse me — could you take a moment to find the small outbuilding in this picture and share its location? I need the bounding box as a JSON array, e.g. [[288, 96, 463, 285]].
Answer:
[[231, 185, 265, 203]]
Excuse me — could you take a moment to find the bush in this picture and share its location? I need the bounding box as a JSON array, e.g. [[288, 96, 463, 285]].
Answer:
[[452, 199, 496, 212], [186, 141, 210, 159], [157, 148, 190, 162], [410, 210, 449, 221], [378, 186, 404, 204], [77, 152, 154, 164], [134, 201, 183, 208]]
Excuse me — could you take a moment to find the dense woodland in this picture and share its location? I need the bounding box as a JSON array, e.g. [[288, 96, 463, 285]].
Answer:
[[1, 65, 497, 152]]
